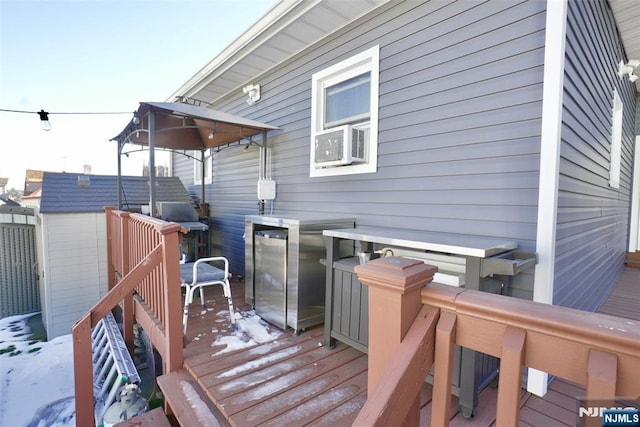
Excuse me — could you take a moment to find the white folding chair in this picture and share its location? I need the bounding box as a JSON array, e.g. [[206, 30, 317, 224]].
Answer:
[[179, 257, 235, 333]]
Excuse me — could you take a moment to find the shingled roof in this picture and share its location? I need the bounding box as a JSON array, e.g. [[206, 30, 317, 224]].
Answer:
[[39, 172, 192, 213]]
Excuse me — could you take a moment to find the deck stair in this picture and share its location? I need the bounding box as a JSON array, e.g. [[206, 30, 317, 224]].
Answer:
[[157, 369, 230, 427], [92, 312, 142, 426], [625, 251, 640, 268]]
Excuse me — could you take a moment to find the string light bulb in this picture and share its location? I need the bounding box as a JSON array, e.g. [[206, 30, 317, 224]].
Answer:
[[208, 129, 215, 140], [38, 109, 51, 131]]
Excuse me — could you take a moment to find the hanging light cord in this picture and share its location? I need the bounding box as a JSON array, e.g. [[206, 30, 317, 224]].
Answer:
[[0, 108, 133, 115]]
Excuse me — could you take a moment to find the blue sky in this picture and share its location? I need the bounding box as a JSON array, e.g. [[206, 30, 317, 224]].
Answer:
[[0, 0, 276, 189]]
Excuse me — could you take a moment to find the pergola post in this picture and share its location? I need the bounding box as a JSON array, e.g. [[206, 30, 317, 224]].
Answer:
[[148, 109, 157, 217]]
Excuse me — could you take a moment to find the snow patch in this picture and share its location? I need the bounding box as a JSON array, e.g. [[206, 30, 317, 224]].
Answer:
[[217, 345, 301, 379], [179, 380, 220, 425], [211, 310, 282, 355], [0, 313, 76, 427]]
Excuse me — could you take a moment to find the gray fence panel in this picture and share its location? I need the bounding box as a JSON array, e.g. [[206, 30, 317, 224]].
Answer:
[[0, 208, 39, 318]]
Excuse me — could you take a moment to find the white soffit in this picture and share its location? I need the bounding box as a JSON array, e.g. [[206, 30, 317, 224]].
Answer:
[[169, 0, 389, 104], [609, 0, 640, 90]]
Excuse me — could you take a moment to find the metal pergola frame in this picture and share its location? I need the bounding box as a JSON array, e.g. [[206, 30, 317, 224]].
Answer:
[[112, 101, 279, 217]]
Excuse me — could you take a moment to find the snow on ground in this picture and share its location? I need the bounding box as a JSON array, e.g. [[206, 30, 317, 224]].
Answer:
[[0, 312, 75, 427], [0, 309, 280, 427]]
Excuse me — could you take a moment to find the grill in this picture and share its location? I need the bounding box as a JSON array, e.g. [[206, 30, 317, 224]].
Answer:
[[156, 202, 208, 232], [157, 202, 208, 260]]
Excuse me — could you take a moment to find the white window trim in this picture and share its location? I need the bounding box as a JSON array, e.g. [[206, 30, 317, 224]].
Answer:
[[310, 45, 379, 177], [193, 149, 212, 185], [609, 88, 623, 189]]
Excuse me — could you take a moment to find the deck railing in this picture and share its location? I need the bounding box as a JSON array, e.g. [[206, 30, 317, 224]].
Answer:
[[353, 257, 640, 427], [72, 207, 184, 426]]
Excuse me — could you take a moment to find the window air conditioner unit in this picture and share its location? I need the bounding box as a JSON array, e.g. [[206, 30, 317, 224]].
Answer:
[[314, 125, 367, 168]]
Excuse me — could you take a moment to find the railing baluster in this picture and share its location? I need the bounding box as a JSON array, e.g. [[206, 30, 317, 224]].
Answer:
[[496, 326, 526, 427], [585, 349, 618, 427], [431, 311, 456, 426]]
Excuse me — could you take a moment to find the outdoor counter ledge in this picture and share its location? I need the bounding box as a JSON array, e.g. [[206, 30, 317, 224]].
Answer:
[[322, 226, 517, 258]]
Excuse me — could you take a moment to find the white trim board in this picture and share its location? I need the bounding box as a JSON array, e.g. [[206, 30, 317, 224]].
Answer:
[[629, 135, 640, 251], [528, 0, 568, 397]]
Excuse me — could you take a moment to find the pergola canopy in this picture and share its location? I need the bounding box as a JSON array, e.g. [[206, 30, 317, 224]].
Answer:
[[113, 101, 279, 150], [112, 101, 279, 216]]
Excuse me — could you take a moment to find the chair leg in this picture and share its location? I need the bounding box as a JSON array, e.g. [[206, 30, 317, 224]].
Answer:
[[182, 292, 190, 334], [199, 287, 205, 306], [223, 281, 235, 324]]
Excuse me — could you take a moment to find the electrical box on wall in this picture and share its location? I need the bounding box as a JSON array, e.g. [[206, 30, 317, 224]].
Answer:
[[257, 179, 276, 200]]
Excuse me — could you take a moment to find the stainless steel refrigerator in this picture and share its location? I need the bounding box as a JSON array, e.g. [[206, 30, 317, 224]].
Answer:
[[253, 229, 288, 329]]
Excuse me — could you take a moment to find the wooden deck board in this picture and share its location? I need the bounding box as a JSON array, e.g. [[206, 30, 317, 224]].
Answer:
[[206, 344, 358, 400], [170, 267, 638, 426], [599, 267, 640, 320], [523, 395, 576, 426], [257, 371, 368, 427], [228, 353, 367, 425]]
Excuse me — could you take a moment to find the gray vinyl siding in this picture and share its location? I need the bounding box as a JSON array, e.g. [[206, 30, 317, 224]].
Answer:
[[172, 153, 195, 192], [174, 0, 546, 295], [553, 0, 636, 311]]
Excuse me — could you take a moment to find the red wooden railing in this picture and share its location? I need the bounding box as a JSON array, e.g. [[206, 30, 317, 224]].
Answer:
[[72, 207, 184, 426], [353, 257, 640, 427]]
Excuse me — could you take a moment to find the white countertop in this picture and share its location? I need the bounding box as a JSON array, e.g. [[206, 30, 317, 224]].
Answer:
[[323, 226, 516, 258]]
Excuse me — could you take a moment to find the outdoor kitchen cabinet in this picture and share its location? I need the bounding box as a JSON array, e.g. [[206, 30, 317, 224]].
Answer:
[[245, 214, 354, 332], [322, 226, 536, 418], [327, 257, 369, 353]]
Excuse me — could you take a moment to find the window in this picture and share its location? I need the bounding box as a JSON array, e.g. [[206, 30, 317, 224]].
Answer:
[[324, 73, 371, 128], [193, 149, 212, 185], [310, 45, 379, 177], [609, 89, 623, 189]]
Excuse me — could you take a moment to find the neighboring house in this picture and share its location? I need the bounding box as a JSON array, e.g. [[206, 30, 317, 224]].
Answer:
[[23, 169, 44, 196], [168, 0, 638, 314], [35, 172, 193, 338], [0, 194, 20, 207], [20, 186, 41, 208], [1, 177, 17, 206]]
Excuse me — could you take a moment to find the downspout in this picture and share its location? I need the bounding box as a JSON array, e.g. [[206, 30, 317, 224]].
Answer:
[[259, 130, 267, 215], [149, 110, 157, 217], [200, 149, 206, 206], [528, 0, 568, 397]]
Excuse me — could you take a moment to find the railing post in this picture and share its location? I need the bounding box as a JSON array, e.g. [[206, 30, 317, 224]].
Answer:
[[73, 314, 95, 426], [159, 223, 184, 373], [355, 256, 437, 425]]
